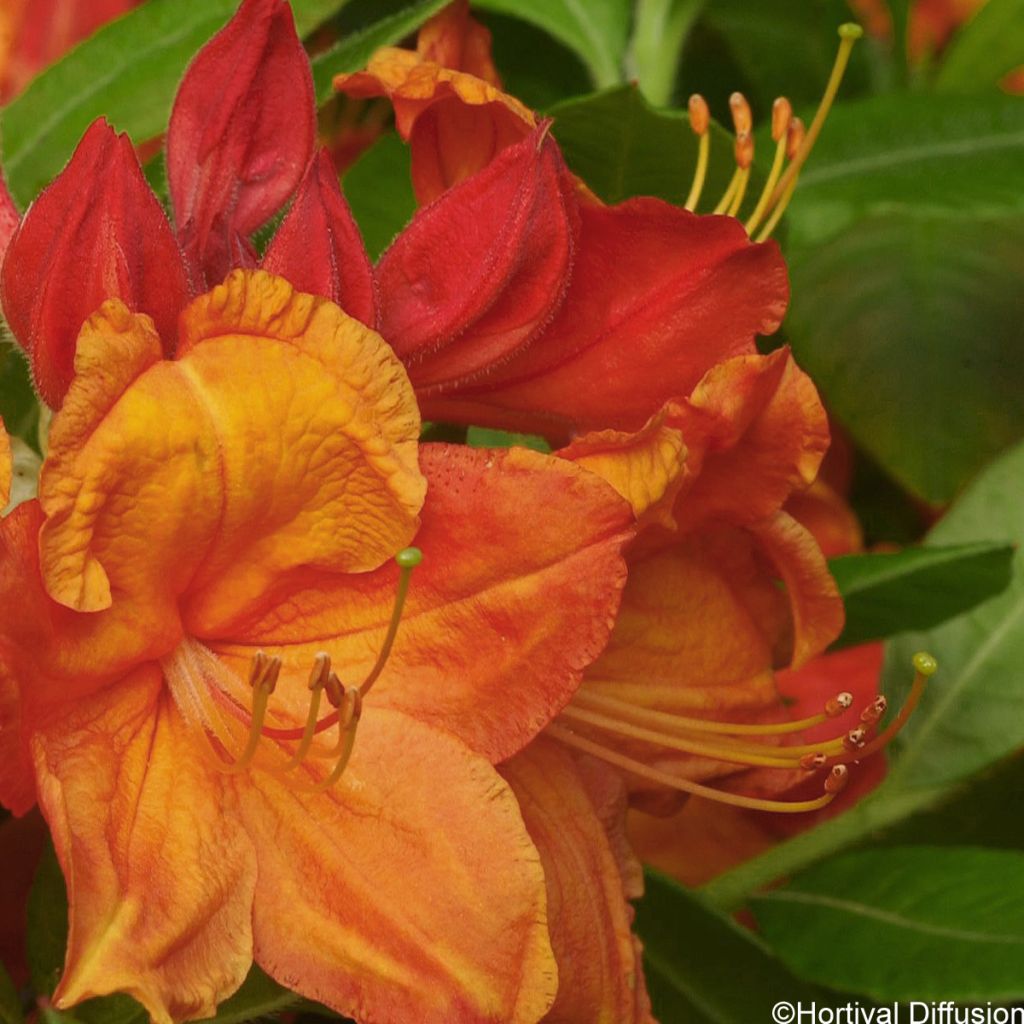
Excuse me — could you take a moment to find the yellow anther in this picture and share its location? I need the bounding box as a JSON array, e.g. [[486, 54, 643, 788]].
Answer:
[[685, 94, 711, 212]]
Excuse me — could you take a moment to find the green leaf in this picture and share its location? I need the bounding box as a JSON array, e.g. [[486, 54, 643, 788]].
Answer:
[[549, 84, 740, 208], [0, 343, 40, 449], [26, 843, 67, 998], [703, 438, 1024, 911], [829, 542, 1014, 648], [466, 427, 552, 453], [0, 0, 351, 206], [310, 0, 452, 102], [884, 437, 1024, 789], [752, 847, 1024, 1001], [342, 133, 415, 261], [783, 93, 1024, 502], [935, 0, 1024, 92], [472, 0, 630, 88], [195, 966, 300, 1024], [637, 870, 836, 1021], [627, 0, 704, 107], [0, 961, 23, 1024]]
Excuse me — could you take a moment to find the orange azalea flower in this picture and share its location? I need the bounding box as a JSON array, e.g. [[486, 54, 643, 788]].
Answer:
[[0, 268, 635, 1023]]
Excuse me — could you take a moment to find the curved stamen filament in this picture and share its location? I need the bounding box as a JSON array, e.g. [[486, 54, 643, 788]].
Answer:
[[827, 652, 936, 766], [214, 654, 281, 774], [769, 24, 863, 209], [274, 652, 330, 772], [572, 687, 852, 736], [745, 97, 792, 235], [359, 546, 422, 697], [684, 94, 710, 211], [547, 722, 848, 813]]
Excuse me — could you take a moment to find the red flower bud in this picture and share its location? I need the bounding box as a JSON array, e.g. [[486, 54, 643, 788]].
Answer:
[[167, 0, 315, 287], [261, 149, 375, 326], [375, 124, 579, 391], [0, 119, 190, 408]]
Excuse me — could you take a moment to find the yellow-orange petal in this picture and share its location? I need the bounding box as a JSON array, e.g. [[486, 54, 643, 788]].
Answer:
[[785, 478, 864, 558], [501, 738, 655, 1024], [0, 417, 10, 508], [235, 706, 557, 1024], [671, 349, 830, 535], [416, 0, 502, 85], [559, 404, 689, 530], [750, 511, 844, 669], [208, 444, 634, 763], [335, 47, 535, 203], [39, 270, 425, 639], [33, 666, 257, 1024]]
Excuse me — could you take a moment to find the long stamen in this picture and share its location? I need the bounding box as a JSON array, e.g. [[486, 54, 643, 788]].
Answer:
[[547, 722, 848, 813], [572, 688, 853, 737], [768, 24, 863, 209], [744, 97, 792, 235], [296, 682, 363, 791], [684, 95, 710, 211], [358, 546, 422, 697], [274, 652, 331, 772], [828, 652, 937, 765], [214, 653, 282, 774], [713, 92, 753, 215], [753, 117, 805, 242], [726, 132, 754, 217]]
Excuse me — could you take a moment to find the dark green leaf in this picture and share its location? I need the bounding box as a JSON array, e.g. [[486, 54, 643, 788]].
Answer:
[[466, 427, 551, 453], [935, 0, 1024, 92], [884, 438, 1024, 788], [27, 842, 67, 997], [784, 93, 1024, 501], [637, 870, 835, 1021], [0, 344, 40, 449], [752, 847, 1024, 1001], [342, 133, 415, 261], [472, 0, 630, 88], [0, 961, 22, 1024], [829, 542, 1015, 648], [549, 84, 740, 208], [310, 0, 452, 102], [0, 0, 351, 206]]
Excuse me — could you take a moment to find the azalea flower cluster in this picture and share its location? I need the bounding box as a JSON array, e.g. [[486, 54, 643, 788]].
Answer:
[[0, 2, 930, 1022]]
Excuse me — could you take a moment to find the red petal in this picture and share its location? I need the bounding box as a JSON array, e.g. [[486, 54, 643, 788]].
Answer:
[[167, 0, 315, 287], [261, 149, 375, 325], [423, 197, 789, 437], [0, 174, 18, 265], [0, 119, 189, 408], [376, 126, 578, 391]]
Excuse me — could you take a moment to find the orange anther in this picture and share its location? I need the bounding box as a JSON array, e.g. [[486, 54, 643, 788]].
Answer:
[[734, 131, 754, 170], [824, 764, 849, 794], [771, 97, 793, 141], [729, 92, 752, 135], [786, 116, 806, 161], [688, 94, 710, 135], [825, 691, 854, 717]]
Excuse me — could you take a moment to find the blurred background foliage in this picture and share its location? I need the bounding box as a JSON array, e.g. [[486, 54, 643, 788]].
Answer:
[[1, 0, 1023, 1022]]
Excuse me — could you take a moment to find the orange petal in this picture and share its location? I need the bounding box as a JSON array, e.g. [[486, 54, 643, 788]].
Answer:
[[750, 511, 844, 669], [416, 0, 502, 84], [670, 349, 830, 534], [0, 418, 9, 508], [335, 47, 536, 203], [208, 444, 634, 763], [785, 478, 864, 558], [235, 706, 557, 1024], [39, 270, 425, 642], [501, 738, 654, 1024], [558, 403, 689, 530], [33, 666, 257, 1024]]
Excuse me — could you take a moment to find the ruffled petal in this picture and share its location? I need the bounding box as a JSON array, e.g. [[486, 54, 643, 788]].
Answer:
[[33, 666, 257, 1024], [376, 127, 578, 391], [501, 739, 654, 1024], [207, 444, 633, 764], [417, 0, 502, 84], [167, 0, 315, 285], [423, 199, 789, 437], [236, 706, 557, 1024], [38, 271, 425, 646], [784, 478, 864, 557], [335, 47, 535, 203]]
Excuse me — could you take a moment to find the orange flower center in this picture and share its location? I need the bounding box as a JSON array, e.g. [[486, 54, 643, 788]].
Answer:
[[159, 546, 422, 789]]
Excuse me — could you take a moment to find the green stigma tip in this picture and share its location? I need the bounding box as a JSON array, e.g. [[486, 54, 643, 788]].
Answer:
[[396, 547, 423, 569], [912, 652, 938, 677], [838, 22, 864, 40]]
